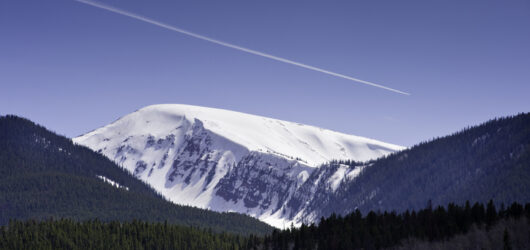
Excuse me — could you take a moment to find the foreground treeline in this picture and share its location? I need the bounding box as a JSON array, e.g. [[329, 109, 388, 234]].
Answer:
[[1, 201, 529, 250], [0, 219, 261, 250], [263, 201, 530, 250], [394, 217, 529, 250]]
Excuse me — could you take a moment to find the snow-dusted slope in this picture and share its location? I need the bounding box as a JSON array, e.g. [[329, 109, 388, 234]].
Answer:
[[74, 104, 404, 227]]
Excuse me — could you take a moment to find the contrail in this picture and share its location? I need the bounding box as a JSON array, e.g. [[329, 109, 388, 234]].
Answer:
[[75, 0, 410, 95]]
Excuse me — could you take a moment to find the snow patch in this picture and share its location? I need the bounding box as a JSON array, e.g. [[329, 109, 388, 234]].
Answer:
[[327, 164, 348, 192], [96, 175, 129, 191]]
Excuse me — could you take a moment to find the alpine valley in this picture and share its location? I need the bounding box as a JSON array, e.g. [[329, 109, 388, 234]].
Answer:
[[73, 104, 404, 227]]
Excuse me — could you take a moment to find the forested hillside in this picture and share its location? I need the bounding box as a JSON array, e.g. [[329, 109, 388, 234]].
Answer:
[[307, 113, 530, 219], [0, 115, 273, 235]]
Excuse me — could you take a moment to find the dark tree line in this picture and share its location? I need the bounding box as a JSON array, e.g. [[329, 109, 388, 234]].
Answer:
[[261, 201, 530, 250], [1, 201, 528, 249], [0, 219, 262, 250]]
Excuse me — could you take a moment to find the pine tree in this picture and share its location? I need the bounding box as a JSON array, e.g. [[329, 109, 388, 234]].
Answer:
[[503, 228, 512, 250]]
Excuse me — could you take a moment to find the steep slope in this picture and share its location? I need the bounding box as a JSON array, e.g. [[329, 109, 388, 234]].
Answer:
[[303, 113, 530, 220], [0, 115, 273, 235], [73, 104, 404, 227]]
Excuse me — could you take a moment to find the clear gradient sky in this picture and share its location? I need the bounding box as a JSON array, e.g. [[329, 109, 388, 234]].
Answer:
[[1, 0, 529, 146]]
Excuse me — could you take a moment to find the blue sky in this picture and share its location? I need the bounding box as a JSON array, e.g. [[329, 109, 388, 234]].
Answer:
[[1, 0, 529, 146]]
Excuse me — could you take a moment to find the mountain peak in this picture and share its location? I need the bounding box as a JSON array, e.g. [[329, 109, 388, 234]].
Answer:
[[74, 104, 403, 227]]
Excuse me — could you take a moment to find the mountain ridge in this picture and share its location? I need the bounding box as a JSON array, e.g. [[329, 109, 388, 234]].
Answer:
[[75, 104, 403, 165]]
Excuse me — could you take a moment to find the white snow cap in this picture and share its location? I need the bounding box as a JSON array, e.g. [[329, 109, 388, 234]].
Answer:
[[76, 104, 403, 166]]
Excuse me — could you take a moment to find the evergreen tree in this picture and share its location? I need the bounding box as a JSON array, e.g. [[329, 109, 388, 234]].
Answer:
[[503, 228, 512, 250]]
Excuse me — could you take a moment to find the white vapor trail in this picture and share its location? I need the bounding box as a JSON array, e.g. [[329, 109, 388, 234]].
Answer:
[[75, 0, 410, 95]]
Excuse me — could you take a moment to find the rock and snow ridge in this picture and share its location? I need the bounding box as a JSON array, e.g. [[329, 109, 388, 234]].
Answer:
[[73, 104, 404, 228]]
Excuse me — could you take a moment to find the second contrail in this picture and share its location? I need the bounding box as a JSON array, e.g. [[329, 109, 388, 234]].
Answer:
[[75, 0, 410, 95]]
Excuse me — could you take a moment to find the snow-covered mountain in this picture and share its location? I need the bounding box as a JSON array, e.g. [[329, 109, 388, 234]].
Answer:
[[73, 104, 404, 227]]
